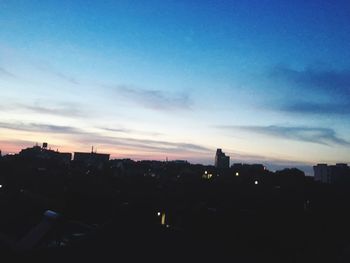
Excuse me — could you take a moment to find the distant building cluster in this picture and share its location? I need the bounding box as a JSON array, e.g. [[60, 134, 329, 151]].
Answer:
[[16, 143, 110, 168], [1, 145, 350, 261], [19, 142, 72, 164], [313, 163, 350, 184], [2, 143, 350, 184]]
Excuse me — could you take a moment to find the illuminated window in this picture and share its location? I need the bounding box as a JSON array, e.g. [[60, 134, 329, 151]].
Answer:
[[161, 213, 166, 225], [202, 172, 213, 179]]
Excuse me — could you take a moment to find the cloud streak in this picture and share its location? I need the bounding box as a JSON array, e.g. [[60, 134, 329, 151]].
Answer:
[[276, 101, 350, 115], [50, 70, 79, 85], [0, 66, 17, 78], [270, 66, 350, 97], [0, 122, 81, 134], [113, 85, 192, 111], [220, 125, 350, 146], [100, 127, 162, 137], [268, 65, 350, 115], [20, 103, 86, 117], [0, 121, 210, 154], [33, 60, 80, 85], [73, 133, 210, 154]]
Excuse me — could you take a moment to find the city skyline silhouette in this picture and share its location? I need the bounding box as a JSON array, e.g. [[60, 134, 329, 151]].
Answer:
[[0, 142, 326, 175], [1, 1, 350, 176], [1, 2, 350, 261], [1, 140, 350, 262]]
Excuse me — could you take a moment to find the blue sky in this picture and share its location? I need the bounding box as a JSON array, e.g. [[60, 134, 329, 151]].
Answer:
[[1, 0, 350, 174]]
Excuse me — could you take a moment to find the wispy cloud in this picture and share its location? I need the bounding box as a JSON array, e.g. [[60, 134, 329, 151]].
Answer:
[[50, 70, 79, 85], [270, 66, 350, 97], [0, 121, 210, 154], [20, 102, 86, 117], [0, 122, 81, 134], [267, 65, 350, 115], [100, 127, 162, 137], [74, 134, 210, 154], [0, 139, 39, 148], [0, 66, 17, 78], [219, 125, 350, 146], [101, 127, 130, 133], [225, 150, 314, 175], [113, 85, 192, 111], [276, 101, 350, 115], [34, 61, 80, 85], [0, 50, 79, 85]]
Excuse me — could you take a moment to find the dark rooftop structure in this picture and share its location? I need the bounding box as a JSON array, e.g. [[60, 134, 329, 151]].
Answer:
[[19, 143, 72, 164], [73, 148, 110, 167]]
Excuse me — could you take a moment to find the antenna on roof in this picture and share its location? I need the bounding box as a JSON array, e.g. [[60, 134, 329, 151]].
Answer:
[[91, 146, 94, 153]]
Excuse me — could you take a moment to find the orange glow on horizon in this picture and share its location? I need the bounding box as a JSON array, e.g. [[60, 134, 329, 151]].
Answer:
[[0, 139, 212, 163]]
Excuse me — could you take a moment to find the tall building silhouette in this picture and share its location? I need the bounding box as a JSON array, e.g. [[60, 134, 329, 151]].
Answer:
[[313, 164, 329, 183], [215, 148, 230, 169], [313, 163, 350, 184]]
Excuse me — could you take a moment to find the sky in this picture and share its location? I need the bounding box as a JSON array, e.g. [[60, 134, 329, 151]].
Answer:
[[1, 0, 350, 175]]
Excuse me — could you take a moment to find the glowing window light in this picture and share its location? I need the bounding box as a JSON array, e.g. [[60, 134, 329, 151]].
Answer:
[[202, 171, 213, 179], [254, 180, 258, 185], [235, 172, 239, 177], [161, 213, 166, 225]]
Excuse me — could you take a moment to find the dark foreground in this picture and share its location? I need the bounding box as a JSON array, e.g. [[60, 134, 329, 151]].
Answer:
[[1, 156, 350, 262]]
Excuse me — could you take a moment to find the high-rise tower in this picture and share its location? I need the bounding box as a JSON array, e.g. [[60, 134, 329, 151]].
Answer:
[[215, 148, 230, 169]]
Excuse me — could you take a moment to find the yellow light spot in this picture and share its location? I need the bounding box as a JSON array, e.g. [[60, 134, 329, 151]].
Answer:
[[161, 213, 166, 225]]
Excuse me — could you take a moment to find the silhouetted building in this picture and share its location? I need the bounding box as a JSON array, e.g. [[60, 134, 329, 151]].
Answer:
[[215, 149, 230, 169], [313, 163, 350, 184], [313, 164, 329, 183], [19, 143, 72, 164], [170, 160, 189, 164], [74, 151, 110, 167], [328, 163, 350, 184]]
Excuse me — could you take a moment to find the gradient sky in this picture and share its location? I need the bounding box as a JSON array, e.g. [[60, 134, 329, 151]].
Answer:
[[1, 0, 350, 174]]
